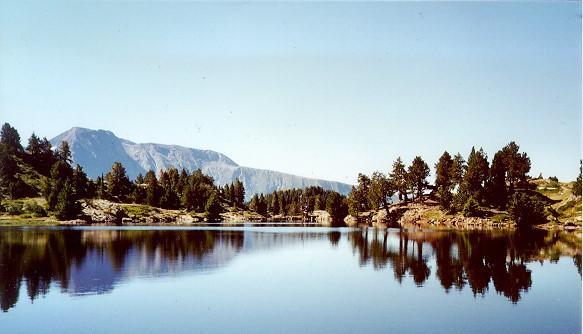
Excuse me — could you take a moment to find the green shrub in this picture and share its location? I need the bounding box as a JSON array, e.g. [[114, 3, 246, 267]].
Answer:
[[462, 196, 480, 217], [508, 192, 547, 228], [451, 191, 468, 213], [4, 202, 23, 215], [23, 201, 47, 217]]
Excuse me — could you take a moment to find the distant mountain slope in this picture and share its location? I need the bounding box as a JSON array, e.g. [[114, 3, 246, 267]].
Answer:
[[50, 127, 352, 197]]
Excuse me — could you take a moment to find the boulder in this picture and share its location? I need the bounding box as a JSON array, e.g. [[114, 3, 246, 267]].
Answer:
[[344, 215, 358, 227], [312, 210, 332, 226]]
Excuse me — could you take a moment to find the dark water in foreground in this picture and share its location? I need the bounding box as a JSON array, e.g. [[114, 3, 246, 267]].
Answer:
[[0, 226, 581, 334]]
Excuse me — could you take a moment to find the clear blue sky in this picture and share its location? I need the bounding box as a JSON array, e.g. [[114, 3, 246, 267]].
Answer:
[[1, 1, 581, 184]]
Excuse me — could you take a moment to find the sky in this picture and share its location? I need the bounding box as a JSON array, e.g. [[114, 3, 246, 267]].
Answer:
[[0, 1, 581, 184]]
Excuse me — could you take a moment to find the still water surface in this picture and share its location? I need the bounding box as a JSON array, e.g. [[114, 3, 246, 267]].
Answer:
[[0, 226, 581, 333]]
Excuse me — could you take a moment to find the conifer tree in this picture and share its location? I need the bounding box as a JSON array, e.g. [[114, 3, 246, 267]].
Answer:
[[450, 153, 466, 190], [205, 191, 222, 222], [408, 156, 430, 199], [574, 160, 582, 197], [461, 147, 489, 203], [0, 123, 22, 154], [502, 142, 531, 190], [271, 192, 280, 214], [486, 150, 508, 208], [0, 144, 19, 198], [389, 157, 409, 201], [435, 151, 454, 209], [55, 181, 80, 220], [369, 171, 394, 211], [72, 164, 89, 199], [144, 170, 160, 207], [105, 162, 132, 202], [56, 141, 72, 164], [44, 160, 74, 210]]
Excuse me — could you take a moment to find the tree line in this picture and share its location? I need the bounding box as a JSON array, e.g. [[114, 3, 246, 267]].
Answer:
[[347, 142, 580, 227], [0, 122, 246, 221], [247, 186, 348, 222]]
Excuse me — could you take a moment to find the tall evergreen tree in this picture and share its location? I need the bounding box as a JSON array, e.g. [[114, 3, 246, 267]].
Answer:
[[233, 179, 245, 208], [574, 160, 582, 197], [325, 191, 347, 225], [257, 194, 268, 215], [56, 141, 72, 164], [0, 144, 19, 198], [369, 171, 394, 211], [502, 142, 531, 190], [389, 157, 409, 201], [408, 156, 430, 199], [72, 164, 89, 199], [144, 170, 160, 207], [0, 123, 22, 154], [44, 160, 73, 210], [461, 147, 489, 203], [54, 181, 80, 220], [435, 151, 454, 209], [271, 192, 280, 215], [205, 191, 222, 222], [486, 150, 508, 208], [105, 162, 132, 202], [450, 153, 466, 190]]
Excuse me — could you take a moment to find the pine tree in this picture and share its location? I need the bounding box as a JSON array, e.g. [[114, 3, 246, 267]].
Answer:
[[408, 156, 430, 199], [502, 142, 531, 190], [45, 160, 73, 210], [450, 153, 466, 190], [461, 147, 489, 203], [435, 151, 454, 209], [144, 170, 160, 207], [205, 191, 222, 222], [486, 150, 508, 208], [249, 194, 259, 212], [369, 171, 394, 211], [326, 191, 347, 225], [0, 123, 22, 154], [72, 164, 89, 199], [233, 179, 245, 207], [56, 141, 72, 164], [257, 194, 268, 215], [271, 192, 280, 215], [353, 173, 371, 212], [389, 157, 409, 201], [55, 181, 80, 220], [574, 160, 582, 197], [105, 162, 132, 202], [0, 144, 19, 198]]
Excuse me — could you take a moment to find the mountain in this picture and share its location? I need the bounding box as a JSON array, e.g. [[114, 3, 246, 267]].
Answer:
[[50, 127, 352, 198]]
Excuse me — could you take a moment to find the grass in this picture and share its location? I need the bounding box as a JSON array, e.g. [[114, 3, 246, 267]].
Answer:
[[531, 178, 581, 224], [490, 213, 510, 224], [121, 203, 160, 216], [0, 215, 59, 226]]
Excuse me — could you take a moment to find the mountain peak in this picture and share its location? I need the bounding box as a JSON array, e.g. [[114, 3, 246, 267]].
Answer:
[[50, 127, 351, 197]]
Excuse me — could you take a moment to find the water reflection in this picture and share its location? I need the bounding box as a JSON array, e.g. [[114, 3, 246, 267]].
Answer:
[[349, 228, 582, 302], [0, 227, 580, 312]]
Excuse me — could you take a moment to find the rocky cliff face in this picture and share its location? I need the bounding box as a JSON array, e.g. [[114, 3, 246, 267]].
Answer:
[[51, 127, 352, 198]]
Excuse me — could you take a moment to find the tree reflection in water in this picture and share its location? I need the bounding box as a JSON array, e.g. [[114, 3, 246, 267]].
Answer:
[[0, 227, 580, 312], [348, 228, 581, 303]]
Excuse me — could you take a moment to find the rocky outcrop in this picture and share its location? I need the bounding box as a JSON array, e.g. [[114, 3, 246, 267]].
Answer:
[[312, 210, 332, 226], [344, 215, 358, 227], [81, 200, 127, 224]]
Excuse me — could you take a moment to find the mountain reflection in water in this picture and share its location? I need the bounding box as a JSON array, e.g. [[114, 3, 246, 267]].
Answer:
[[0, 227, 580, 312]]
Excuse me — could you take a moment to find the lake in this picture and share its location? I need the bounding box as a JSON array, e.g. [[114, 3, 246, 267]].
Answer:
[[0, 226, 581, 333]]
